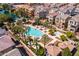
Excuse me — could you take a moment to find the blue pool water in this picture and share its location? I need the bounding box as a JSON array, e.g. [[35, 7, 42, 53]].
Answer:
[[25, 27, 44, 37]]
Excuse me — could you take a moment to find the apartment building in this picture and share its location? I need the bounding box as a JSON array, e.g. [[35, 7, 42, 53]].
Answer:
[[55, 12, 71, 30], [67, 15, 79, 32]]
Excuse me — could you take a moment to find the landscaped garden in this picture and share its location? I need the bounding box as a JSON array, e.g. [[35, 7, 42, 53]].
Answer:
[[0, 3, 79, 56], [62, 47, 72, 56], [40, 34, 53, 45], [30, 45, 45, 56]]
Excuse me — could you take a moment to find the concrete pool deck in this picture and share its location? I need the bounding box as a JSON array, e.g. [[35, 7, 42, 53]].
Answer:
[[24, 25, 65, 47], [24, 24, 60, 40]]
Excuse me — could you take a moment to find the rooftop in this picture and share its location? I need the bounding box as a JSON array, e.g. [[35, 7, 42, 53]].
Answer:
[[3, 48, 23, 56], [46, 45, 62, 56], [58, 41, 76, 51], [0, 35, 15, 52], [71, 15, 79, 22]]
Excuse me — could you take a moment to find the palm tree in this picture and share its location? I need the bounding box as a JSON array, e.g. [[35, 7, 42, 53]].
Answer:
[[2, 4, 12, 11], [34, 37, 39, 53], [41, 34, 49, 55], [15, 8, 28, 18], [27, 36, 33, 47]]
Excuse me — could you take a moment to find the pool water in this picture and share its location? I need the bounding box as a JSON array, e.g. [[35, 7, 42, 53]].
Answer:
[[25, 27, 44, 37]]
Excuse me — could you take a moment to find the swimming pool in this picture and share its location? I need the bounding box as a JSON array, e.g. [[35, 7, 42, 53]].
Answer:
[[25, 27, 44, 37]]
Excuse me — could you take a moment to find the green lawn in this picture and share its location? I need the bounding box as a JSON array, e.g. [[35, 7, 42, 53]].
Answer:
[[40, 37, 52, 44]]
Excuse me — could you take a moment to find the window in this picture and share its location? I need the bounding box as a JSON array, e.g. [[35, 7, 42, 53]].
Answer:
[[70, 29, 75, 32], [74, 22, 77, 25], [70, 20, 73, 24]]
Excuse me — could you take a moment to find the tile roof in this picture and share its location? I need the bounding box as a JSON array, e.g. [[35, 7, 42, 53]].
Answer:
[[3, 48, 22, 56], [72, 15, 79, 22], [0, 35, 15, 52], [46, 45, 62, 56], [58, 41, 76, 51]]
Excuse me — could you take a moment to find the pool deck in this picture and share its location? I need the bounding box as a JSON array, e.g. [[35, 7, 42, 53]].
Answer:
[[24, 24, 60, 46]]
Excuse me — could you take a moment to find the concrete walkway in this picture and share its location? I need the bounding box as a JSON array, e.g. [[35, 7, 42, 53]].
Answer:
[[52, 25, 66, 33]]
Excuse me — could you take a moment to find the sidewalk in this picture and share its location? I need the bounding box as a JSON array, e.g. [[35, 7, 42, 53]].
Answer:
[[52, 25, 67, 33]]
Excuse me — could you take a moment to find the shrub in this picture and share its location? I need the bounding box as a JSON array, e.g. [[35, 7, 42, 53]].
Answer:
[[36, 46, 45, 56], [49, 29, 55, 36], [62, 47, 72, 56], [60, 35, 67, 41], [66, 31, 74, 38]]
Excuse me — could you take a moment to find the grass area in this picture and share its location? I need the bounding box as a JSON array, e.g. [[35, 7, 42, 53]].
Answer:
[[62, 47, 72, 56], [74, 45, 79, 56], [40, 37, 52, 45]]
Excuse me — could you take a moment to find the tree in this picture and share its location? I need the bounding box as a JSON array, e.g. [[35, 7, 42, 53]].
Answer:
[[33, 18, 41, 25], [2, 4, 12, 10], [66, 31, 74, 38], [16, 20, 23, 26], [42, 34, 49, 45], [34, 37, 39, 53], [28, 10, 35, 18], [60, 35, 67, 41], [41, 34, 49, 55], [62, 47, 72, 56], [0, 4, 3, 9], [49, 28, 56, 36], [43, 20, 49, 27], [36, 45, 45, 56], [15, 8, 28, 17], [27, 36, 33, 47], [0, 14, 11, 27], [0, 14, 9, 22], [72, 36, 78, 41], [22, 18, 26, 23], [11, 25, 25, 34]]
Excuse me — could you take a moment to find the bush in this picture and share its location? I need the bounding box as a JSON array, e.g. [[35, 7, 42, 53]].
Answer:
[[62, 47, 72, 56], [11, 25, 25, 34], [49, 29, 55, 36], [66, 31, 74, 38], [15, 35, 20, 41], [36, 46, 45, 56], [60, 35, 67, 41], [33, 19, 42, 25], [23, 39, 28, 45], [72, 36, 79, 41], [30, 45, 45, 56]]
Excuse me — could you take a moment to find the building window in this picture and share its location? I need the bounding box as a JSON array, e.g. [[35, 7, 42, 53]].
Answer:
[[70, 29, 74, 32], [74, 22, 77, 25], [70, 21, 73, 24]]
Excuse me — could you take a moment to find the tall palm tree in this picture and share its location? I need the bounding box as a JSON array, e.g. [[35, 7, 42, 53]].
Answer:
[[34, 37, 39, 53], [41, 34, 49, 55], [27, 36, 33, 47]]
